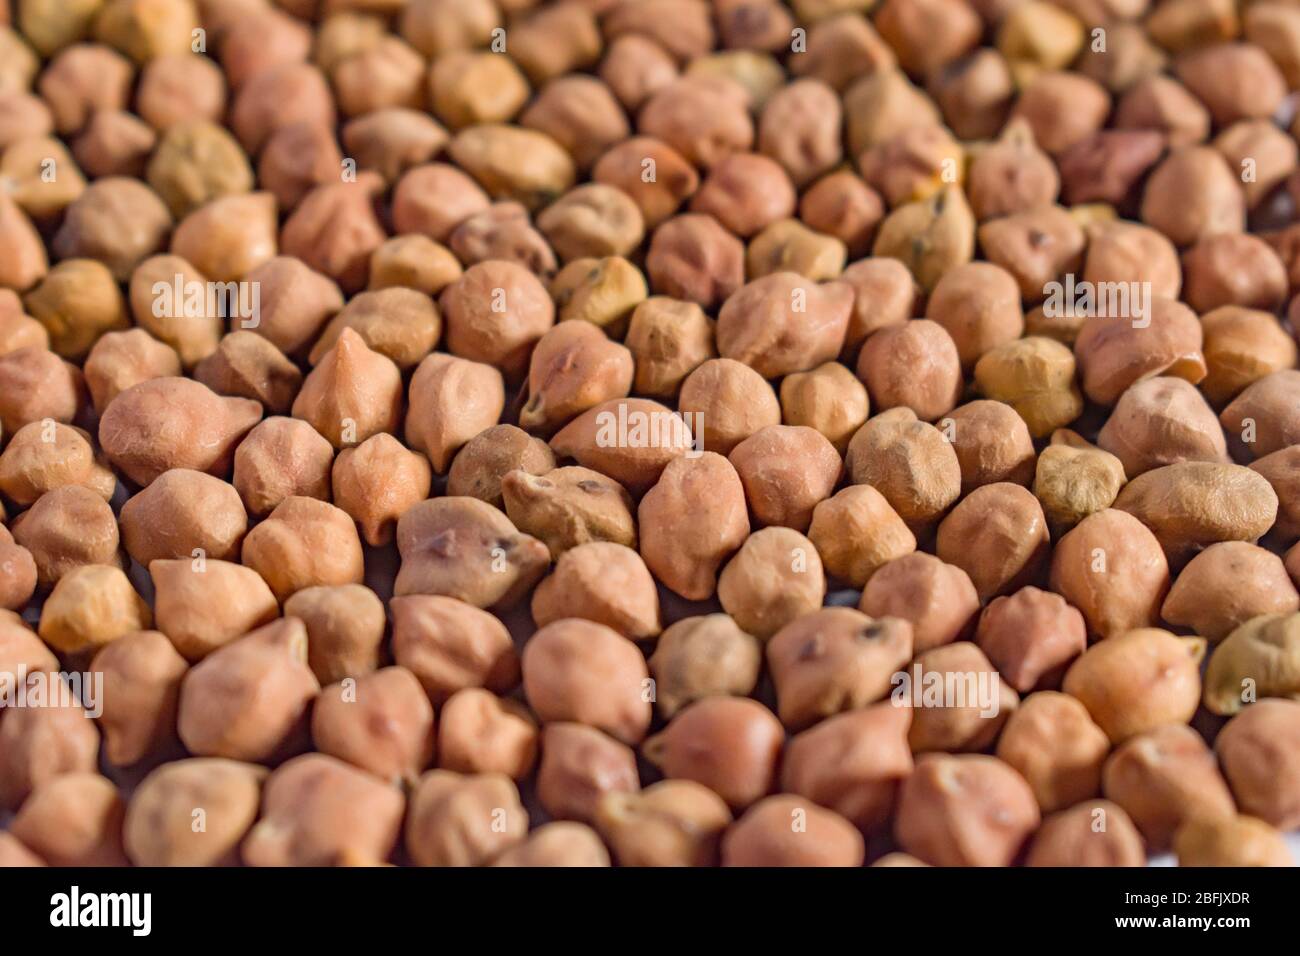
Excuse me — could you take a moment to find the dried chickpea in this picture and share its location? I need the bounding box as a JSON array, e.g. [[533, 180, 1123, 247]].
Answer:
[[872, 185, 976, 293], [936, 483, 1049, 602], [38, 564, 150, 656], [0, 420, 115, 506], [1102, 723, 1235, 851], [624, 296, 714, 398], [312, 667, 435, 785], [1220, 369, 1300, 459], [996, 692, 1109, 813], [11, 484, 121, 587], [502, 465, 636, 559], [0, 673, 100, 810], [520, 321, 633, 434], [331, 434, 432, 547], [728, 424, 841, 532], [1202, 612, 1300, 716], [1025, 799, 1146, 867], [120, 468, 246, 566], [241, 497, 364, 603], [894, 753, 1041, 868], [149, 558, 278, 662], [838, 257, 919, 354], [1216, 699, 1300, 830], [536, 722, 639, 824], [532, 542, 660, 641], [9, 773, 128, 867], [1199, 306, 1297, 406], [973, 336, 1083, 439], [645, 213, 745, 310], [520, 75, 628, 173], [1163, 542, 1299, 643], [595, 780, 731, 867], [857, 319, 963, 423]]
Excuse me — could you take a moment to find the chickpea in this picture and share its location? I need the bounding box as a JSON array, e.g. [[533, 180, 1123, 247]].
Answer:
[[722, 795, 865, 867], [312, 667, 435, 785], [1102, 723, 1235, 851], [124, 758, 265, 866], [536, 722, 640, 824], [1216, 699, 1300, 830], [595, 780, 731, 867], [532, 542, 660, 641], [1025, 800, 1146, 867], [149, 558, 278, 662], [894, 753, 1041, 867]]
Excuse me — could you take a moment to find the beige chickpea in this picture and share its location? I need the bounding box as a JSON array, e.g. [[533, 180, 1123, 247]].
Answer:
[[22, 259, 127, 362], [690, 152, 795, 238], [170, 191, 278, 284], [997, 691, 1109, 814], [123, 758, 265, 867], [1025, 799, 1146, 867], [331, 434, 432, 548], [978, 587, 1087, 693], [550, 255, 648, 333], [292, 328, 403, 451], [717, 273, 852, 379], [1082, 218, 1183, 302], [368, 235, 462, 297], [394, 497, 550, 609], [599, 34, 678, 111], [1200, 307, 1297, 407], [549, 397, 694, 496], [1141, 146, 1245, 248], [10, 485, 121, 587], [532, 542, 660, 641], [491, 822, 611, 868], [521, 618, 651, 745], [779, 361, 870, 455], [767, 608, 913, 730], [1102, 723, 1235, 850], [678, 358, 780, 456], [120, 468, 246, 566], [808, 485, 915, 589], [229, 62, 334, 153], [177, 618, 321, 764], [1010, 70, 1111, 156], [149, 558, 278, 662], [520, 321, 633, 434], [1163, 542, 1299, 643], [309, 288, 441, 372], [894, 753, 1041, 867], [1174, 815, 1293, 867], [284, 584, 386, 687], [502, 465, 637, 558], [973, 336, 1083, 439], [392, 162, 490, 243], [194, 332, 302, 416], [536, 722, 640, 824], [857, 320, 963, 424], [37, 43, 134, 135], [312, 667, 435, 785], [967, 122, 1060, 222], [717, 527, 825, 640], [845, 407, 961, 531], [624, 296, 715, 398], [52, 177, 171, 282], [448, 124, 576, 212], [645, 213, 745, 310], [595, 780, 731, 867], [729, 425, 842, 532], [977, 207, 1084, 303], [0, 532, 38, 613], [241, 496, 364, 603], [591, 137, 697, 229], [872, 185, 976, 293], [38, 564, 150, 656], [440, 260, 554, 382], [0, 420, 115, 506], [722, 795, 864, 867], [906, 641, 1020, 753], [280, 176, 387, 294], [405, 352, 504, 473], [1064, 628, 1205, 745], [245, 754, 404, 867], [520, 76, 628, 173], [1203, 612, 1300, 716], [1251, 445, 1300, 542], [136, 53, 227, 131], [1176, 42, 1285, 126], [1216, 699, 1300, 830], [390, 595, 520, 707]]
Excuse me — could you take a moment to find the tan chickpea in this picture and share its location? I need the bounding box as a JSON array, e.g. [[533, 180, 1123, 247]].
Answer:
[[872, 185, 976, 293], [310, 666, 434, 785], [550, 255, 648, 334], [638, 75, 753, 169], [1216, 699, 1300, 830], [9, 773, 127, 867], [331, 434, 433, 548], [595, 780, 731, 867], [729, 425, 842, 532], [717, 527, 825, 640], [1174, 814, 1292, 867], [798, 171, 883, 260], [10, 485, 122, 587], [368, 235, 462, 297], [395, 497, 550, 608], [1010, 70, 1111, 156], [177, 618, 321, 764], [38, 564, 150, 656], [845, 407, 962, 531], [280, 176, 388, 293], [231, 417, 332, 519], [598, 34, 678, 111], [624, 296, 715, 398], [520, 321, 633, 434], [977, 206, 1084, 303], [766, 608, 913, 730], [779, 361, 869, 455], [1203, 612, 1300, 716], [1199, 306, 1297, 407], [906, 641, 1020, 753], [532, 542, 660, 641], [1221, 369, 1300, 459], [1102, 723, 1236, 850], [645, 213, 745, 310], [808, 485, 915, 589], [973, 336, 1083, 439], [838, 257, 919, 355], [502, 465, 636, 558], [1034, 430, 1127, 533], [309, 287, 441, 372], [1097, 376, 1227, 478], [241, 497, 365, 603], [966, 121, 1060, 222], [1251, 445, 1300, 542], [1175, 42, 1285, 126], [1063, 628, 1205, 745], [1141, 146, 1245, 248], [550, 398, 693, 496], [123, 758, 265, 866], [0, 420, 115, 506], [1163, 542, 1299, 643], [894, 753, 1041, 867], [856, 321, 963, 424], [746, 218, 846, 281], [491, 822, 611, 868], [0, 672, 100, 810], [536, 722, 640, 824], [520, 76, 628, 173], [392, 162, 490, 242], [591, 137, 697, 229], [120, 468, 246, 566], [781, 701, 911, 832], [389, 594, 519, 707], [1025, 799, 1146, 867], [149, 558, 278, 662], [678, 358, 780, 456], [283, 584, 386, 687], [936, 483, 1049, 602], [722, 795, 865, 867], [646, 614, 761, 719], [756, 78, 842, 188], [446, 425, 553, 509], [521, 618, 651, 745], [136, 53, 227, 131], [245, 754, 404, 867], [997, 691, 1109, 814], [977, 587, 1087, 693]]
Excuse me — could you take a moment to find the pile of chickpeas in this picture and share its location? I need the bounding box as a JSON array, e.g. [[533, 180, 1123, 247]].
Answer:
[[1, 0, 1299, 868]]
